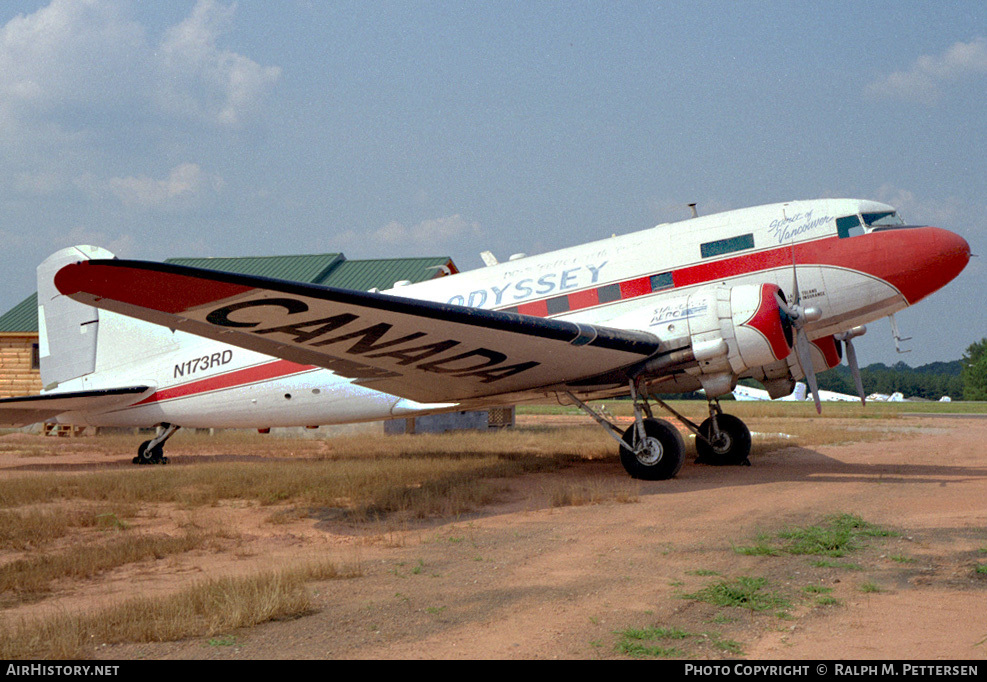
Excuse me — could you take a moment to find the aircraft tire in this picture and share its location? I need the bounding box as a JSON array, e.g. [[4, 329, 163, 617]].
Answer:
[[696, 414, 752, 466], [619, 418, 685, 480], [134, 440, 166, 465]]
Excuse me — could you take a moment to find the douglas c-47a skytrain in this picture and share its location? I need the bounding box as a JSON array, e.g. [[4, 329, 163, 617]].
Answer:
[[0, 198, 971, 479]]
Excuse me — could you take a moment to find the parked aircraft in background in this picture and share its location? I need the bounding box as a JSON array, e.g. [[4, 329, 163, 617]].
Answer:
[[0, 198, 970, 480], [732, 382, 808, 401], [867, 392, 905, 402], [735, 381, 881, 403]]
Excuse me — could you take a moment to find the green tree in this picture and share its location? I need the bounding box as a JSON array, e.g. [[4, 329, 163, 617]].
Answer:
[[961, 339, 987, 401]]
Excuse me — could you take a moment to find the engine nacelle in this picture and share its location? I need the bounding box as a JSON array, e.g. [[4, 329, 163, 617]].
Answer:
[[747, 334, 847, 396], [636, 283, 793, 397], [787, 334, 843, 380]]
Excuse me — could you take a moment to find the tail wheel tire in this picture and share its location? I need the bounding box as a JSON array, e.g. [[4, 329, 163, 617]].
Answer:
[[134, 440, 168, 465], [696, 414, 752, 466], [619, 418, 685, 480]]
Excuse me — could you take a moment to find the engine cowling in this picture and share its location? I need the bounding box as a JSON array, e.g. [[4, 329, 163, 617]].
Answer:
[[636, 283, 794, 397], [747, 333, 845, 396]]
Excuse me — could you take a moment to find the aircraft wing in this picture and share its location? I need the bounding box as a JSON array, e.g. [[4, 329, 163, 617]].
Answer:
[[54, 260, 667, 403], [0, 387, 152, 427]]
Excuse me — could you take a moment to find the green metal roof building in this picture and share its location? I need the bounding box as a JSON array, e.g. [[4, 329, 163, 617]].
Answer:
[[0, 252, 458, 334], [0, 293, 39, 334]]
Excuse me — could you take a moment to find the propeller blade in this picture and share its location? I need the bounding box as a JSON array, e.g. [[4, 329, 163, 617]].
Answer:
[[795, 329, 821, 414], [791, 251, 801, 306], [844, 337, 866, 406]]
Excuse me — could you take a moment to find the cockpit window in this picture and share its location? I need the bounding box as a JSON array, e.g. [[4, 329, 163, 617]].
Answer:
[[836, 215, 864, 239], [862, 211, 904, 226]]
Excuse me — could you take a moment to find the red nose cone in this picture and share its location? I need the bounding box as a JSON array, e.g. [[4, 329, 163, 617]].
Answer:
[[877, 227, 970, 305]]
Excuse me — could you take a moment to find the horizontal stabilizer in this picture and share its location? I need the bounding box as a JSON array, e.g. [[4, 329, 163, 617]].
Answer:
[[54, 259, 664, 403], [0, 387, 152, 427]]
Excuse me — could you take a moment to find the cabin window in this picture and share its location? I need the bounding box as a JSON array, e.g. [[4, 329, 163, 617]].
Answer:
[[597, 283, 622, 303], [836, 215, 865, 239], [700, 233, 754, 259], [545, 296, 570, 315], [31, 343, 40, 370], [649, 272, 673, 291], [862, 211, 904, 227]]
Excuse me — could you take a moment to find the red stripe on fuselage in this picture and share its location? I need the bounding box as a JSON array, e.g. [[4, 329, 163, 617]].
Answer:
[[494, 228, 966, 317], [136, 359, 317, 406]]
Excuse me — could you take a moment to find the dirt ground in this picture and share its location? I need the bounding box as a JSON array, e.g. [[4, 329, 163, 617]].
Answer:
[[3, 413, 987, 660]]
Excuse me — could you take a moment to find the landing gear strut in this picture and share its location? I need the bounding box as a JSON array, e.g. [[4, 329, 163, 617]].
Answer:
[[566, 381, 685, 480], [695, 402, 752, 466], [566, 382, 753, 479], [133, 423, 180, 465]]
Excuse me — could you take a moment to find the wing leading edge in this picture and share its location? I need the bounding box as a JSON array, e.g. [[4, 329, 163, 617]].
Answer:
[[54, 259, 665, 403]]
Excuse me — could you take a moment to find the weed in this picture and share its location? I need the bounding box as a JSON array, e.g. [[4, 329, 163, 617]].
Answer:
[[733, 543, 780, 556], [708, 634, 744, 655], [974, 564, 987, 576], [683, 576, 790, 612], [736, 514, 894, 558], [613, 626, 690, 659], [859, 582, 883, 593], [810, 559, 864, 570]]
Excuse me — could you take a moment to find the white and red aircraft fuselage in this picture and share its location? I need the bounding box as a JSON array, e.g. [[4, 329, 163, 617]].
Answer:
[[0, 198, 970, 479]]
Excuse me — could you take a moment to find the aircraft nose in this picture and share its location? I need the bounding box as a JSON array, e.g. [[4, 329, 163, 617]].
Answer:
[[882, 226, 970, 304]]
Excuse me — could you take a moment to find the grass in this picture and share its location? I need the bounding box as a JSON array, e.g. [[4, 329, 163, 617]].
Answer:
[[519, 400, 987, 420], [734, 514, 896, 558], [0, 560, 360, 659], [0, 532, 209, 605], [0, 451, 571, 518], [611, 625, 744, 658], [547, 479, 639, 507], [682, 576, 791, 612], [613, 626, 691, 658], [0, 504, 139, 551]]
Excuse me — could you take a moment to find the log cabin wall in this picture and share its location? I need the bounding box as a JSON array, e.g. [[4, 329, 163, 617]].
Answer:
[[0, 333, 41, 398]]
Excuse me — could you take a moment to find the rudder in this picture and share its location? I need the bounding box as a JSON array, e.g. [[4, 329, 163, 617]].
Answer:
[[37, 246, 115, 389]]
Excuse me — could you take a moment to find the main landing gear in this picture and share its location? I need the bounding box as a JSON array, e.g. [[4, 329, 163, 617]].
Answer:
[[566, 382, 752, 480], [133, 423, 180, 465]]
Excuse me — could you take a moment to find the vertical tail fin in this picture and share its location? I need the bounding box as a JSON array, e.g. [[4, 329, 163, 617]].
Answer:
[[38, 246, 183, 391], [37, 246, 115, 389]]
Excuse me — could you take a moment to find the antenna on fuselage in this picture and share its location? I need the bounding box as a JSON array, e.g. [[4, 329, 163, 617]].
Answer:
[[688, 203, 699, 218]]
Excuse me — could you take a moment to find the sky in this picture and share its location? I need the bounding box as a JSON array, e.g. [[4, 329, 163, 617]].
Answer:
[[0, 0, 985, 367]]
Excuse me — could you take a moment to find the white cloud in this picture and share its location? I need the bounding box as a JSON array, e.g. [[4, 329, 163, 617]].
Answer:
[[0, 0, 280, 142], [873, 184, 964, 227], [369, 215, 483, 245], [156, 0, 282, 127], [51, 224, 137, 258], [106, 163, 224, 208], [866, 38, 987, 105], [0, 0, 145, 109]]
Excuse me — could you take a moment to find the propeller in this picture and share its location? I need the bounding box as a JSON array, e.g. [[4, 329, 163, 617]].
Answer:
[[836, 326, 867, 406], [779, 253, 823, 413]]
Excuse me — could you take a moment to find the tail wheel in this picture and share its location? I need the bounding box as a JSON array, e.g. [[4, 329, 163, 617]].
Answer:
[[619, 418, 685, 480], [696, 414, 752, 466], [134, 440, 168, 465]]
